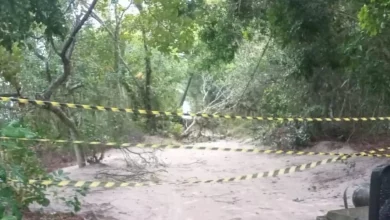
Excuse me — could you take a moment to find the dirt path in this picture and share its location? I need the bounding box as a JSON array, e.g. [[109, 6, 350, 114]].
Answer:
[[33, 140, 388, 220]]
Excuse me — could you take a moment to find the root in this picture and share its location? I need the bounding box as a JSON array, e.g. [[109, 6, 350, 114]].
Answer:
[[86, 144, 106, 164]]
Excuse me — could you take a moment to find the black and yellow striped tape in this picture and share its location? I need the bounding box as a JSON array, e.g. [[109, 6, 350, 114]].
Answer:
[[17, 156, 347, 188], [1, 136, 387, 158], [1, 97, 389, 122], [365, 147, 389, 154]]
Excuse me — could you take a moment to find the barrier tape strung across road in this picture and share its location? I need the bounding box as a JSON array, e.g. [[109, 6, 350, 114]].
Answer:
[[1, 97, 389, 122], [17, 155, 348, 188], [365, 148, 389, 154], [1, 136, 388, 158]]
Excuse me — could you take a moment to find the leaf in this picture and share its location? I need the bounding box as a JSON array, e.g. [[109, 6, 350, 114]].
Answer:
[[1, 125, 36, 138]]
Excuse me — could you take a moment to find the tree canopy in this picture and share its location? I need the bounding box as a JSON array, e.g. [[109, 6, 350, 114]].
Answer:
[[0, 0, 66, 51]]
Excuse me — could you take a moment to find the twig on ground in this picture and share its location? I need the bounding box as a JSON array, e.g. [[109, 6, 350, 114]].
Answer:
[[95, 168, 166, 182], [92, 147, 166, 182]]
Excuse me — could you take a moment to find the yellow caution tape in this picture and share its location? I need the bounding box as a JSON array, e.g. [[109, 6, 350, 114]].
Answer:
[[1, 97, 388, 122], [0, 136, 385, 158], [364, 147, 389, 154], [16, 155, 348, 188]]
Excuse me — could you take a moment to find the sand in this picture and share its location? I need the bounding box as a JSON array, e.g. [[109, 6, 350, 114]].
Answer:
[[32, 139, 388, 220]]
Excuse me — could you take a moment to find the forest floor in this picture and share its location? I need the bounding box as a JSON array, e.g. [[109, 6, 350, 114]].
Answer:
[[30, 137, 389, 220]]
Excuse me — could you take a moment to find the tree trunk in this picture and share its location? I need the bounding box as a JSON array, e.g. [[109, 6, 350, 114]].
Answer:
[[40, 0, 98, 168], [141, 28, 155, 131], [179, 74, 193, 108], [48, 104, 86, 167], [134, 2, 155, 131], [69, 128, 86, 168], [114, 4, 120, 73], [61, 58, 86, 167]]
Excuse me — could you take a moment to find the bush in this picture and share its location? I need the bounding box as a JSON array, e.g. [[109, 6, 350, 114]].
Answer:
[[0, 121, 86, 219], [0, 121, 49, 219], [154, 117, 183, 139], [255, 121, 311, 150], [168, 122, 183, 139]]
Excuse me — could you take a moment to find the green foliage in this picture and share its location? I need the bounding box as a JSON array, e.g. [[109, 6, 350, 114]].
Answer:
[[256, 122, 311, 150], [162, 121, 183, 139], [0, 122, 86, 219], [49, 169, 87, 214], [359, 0, 390, 35], [0, 44, 23, 92], [124, 0, 204, 54], [67, 23, 189, 142], [198, 1, 243, 63], [0, 121, 48, 219], [5, 0, 390, 166], [0, 0, 66, 51]]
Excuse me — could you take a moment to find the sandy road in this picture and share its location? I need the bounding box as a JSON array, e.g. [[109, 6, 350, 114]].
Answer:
[[35, 140, 389, 220]]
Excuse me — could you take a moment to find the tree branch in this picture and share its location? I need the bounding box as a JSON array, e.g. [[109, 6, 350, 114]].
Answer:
[[236, 36, 271, 103], [48, 105, 79, 133], [42, 0, 98, 100], [33, 50, 46, 61], [67, 15, 82, 59], [87, 8, 143, 91], [0, 93, 22, 97], [119, 1, 134, 21], [60, 0, 98, 59], [33, 49, 52, 82], [66, 83, 84, 95], [49, 36, 61, 56]]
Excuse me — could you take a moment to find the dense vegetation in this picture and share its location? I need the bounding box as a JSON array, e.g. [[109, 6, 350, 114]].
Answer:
[[1, 0, 390, 218]]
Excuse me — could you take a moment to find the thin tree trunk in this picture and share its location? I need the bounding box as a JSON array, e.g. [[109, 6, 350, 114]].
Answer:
[[236, 36, 271, 104], [179, 74, 193, 108], [69, 128, 85, 167], [114, 3, 120, 73], [134, 2, 155, 131], [141, 27, 155, 131], [48, 105, 86, 167]]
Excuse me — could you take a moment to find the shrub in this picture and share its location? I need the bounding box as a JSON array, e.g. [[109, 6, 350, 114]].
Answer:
[[255, 121, 311, 150], [0, 121, 86, 219], [0, 120, 49, 219]]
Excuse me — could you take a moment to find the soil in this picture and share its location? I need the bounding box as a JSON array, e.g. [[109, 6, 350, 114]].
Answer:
[[40, 149, 77, 173], [29, 138, 389, 220]]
